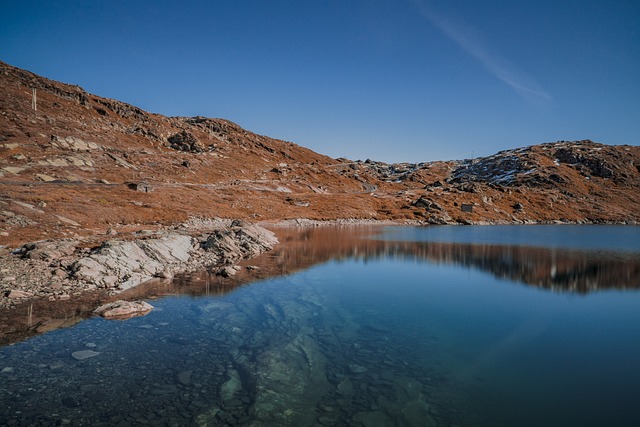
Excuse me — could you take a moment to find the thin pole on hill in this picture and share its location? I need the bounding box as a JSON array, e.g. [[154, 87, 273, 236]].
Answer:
[[31, 88, 37, 116]]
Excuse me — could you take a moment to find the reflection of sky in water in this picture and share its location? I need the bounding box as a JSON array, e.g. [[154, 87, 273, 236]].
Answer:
[[317, 257, 640, 426], [379, 225, 640, 253]]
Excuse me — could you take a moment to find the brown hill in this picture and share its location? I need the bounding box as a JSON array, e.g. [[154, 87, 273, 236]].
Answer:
[[1, 60, 639, 245]]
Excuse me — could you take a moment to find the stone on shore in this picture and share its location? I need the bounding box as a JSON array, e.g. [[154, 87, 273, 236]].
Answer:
[[218, 265, 240, 278], [7, 289, 33, 299], [20, 239, 78, 262], [94, 300, 154, 320]]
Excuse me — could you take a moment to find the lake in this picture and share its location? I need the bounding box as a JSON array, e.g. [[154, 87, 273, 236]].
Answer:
[[1, 225, 639, 426]]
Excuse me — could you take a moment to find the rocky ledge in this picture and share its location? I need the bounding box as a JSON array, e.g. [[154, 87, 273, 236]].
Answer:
[[0, 220, 278, 308]]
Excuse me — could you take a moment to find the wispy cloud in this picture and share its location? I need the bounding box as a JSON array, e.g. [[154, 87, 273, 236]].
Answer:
[[412, 0, 552, 104]]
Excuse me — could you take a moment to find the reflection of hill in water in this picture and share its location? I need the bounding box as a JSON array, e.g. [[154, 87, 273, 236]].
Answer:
[[2, 226, 639, 346], [169, 226, 640, 296], [420, 243, 639, 293]]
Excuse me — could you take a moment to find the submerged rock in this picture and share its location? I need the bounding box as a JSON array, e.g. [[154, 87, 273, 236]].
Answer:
[[176, 370, 193, 386], [71, 350, 99, 360], [353, 411, 395, 427], [221, 369, 242, 401], [336, 378, 354, 397], [94, 300, 154, 320], [251, 333, 330, 425], [349, 363, 368, 374]]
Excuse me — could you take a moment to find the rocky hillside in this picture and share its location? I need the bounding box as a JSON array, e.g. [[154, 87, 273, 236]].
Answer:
[[355, 140, 640, 224], [1, 60, 639, 245]]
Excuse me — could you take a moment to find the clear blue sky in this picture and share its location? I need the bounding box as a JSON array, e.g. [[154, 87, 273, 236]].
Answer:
[[2, 0, 638, 162]]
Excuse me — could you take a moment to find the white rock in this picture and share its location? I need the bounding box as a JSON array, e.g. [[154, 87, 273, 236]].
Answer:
[[8, 289, 32, 298], [94, 300, 154, 320], [71, 350, 99, 360]]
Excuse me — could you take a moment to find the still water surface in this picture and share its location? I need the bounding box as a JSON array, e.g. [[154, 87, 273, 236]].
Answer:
[[1, 225, 639, 426]]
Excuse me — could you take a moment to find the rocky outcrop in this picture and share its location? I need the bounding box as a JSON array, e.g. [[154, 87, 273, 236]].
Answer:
[[70, 223, 277, 292], [413, 197, 444, 212], [71, 233, 196, 291], [446, 140, 637, 188], [448, 147, 535, 186], [202, 220, 280, 264], [168, 130, 208, 153], [1, 222, 278, 307], [0, 60, 89, 105], [93, 98, 148, 121], [411, 197, 452, 224], [20, 239, 78, 262], [50, 135, 99, 151], [554, 144, 617, 179], [126, 181, 153, 192]]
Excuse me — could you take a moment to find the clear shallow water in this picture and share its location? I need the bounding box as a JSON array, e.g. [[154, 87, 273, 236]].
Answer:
[[0, 226, 639, 426]]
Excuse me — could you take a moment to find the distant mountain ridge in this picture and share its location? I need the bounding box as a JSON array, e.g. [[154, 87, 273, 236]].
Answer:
[[1, 60, 639, 244]]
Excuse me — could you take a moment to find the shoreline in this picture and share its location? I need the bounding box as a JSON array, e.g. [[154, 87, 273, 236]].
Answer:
[[1, 218, 638, 346], [2, 216, 638, 309], [0, 220, 277, 310], [260, 217, 638, 227]]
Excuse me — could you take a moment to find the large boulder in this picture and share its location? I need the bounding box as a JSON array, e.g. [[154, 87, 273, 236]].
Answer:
[[202, 221, 278, 263], [168, 131, 206, 153], [94, 300, 154, 319], [20, 239, 78, 261]]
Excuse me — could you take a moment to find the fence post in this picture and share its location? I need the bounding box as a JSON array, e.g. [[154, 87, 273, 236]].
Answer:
[[32, 88, 37, 116]]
